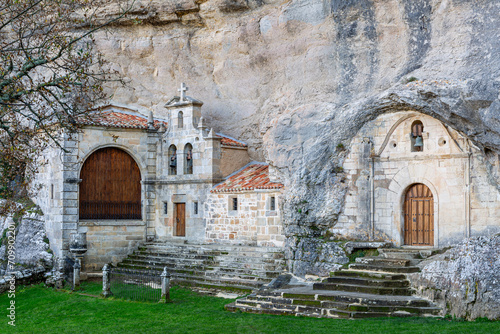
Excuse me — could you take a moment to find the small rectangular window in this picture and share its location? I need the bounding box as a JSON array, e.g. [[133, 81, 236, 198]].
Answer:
[[163, 202, 168, 215], [194, 201, 198, 215], [270, 196, 276, 211], [232, 197, 238, 211], [51, 184, 54, 200]]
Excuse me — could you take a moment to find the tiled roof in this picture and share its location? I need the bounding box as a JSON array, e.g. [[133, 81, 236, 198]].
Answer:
[[78, 110, 167, 130], [79, 109, 247, 147], [211, 164, 284, 193], [216, 133, 247, 148]]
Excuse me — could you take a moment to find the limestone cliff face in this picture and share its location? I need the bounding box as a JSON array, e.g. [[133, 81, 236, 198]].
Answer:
[[93, 1, 500, 273]]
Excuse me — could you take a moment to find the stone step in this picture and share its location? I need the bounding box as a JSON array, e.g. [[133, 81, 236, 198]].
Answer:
[[313, 282, 414, 296], [323, 276, 410, 288], [240, 295, 441, 315], [348, 263, 420, 273], [332, 270, 407, 280], [144, 243, 284, 255], [355, 256, 411, 267], [124, 255, 285, 270], [116, 262, 281, 280], [137, 249, 285, 262], [377, 248, 421, 260], [227, 298, 440, 319], [120, 258, 283, 274]]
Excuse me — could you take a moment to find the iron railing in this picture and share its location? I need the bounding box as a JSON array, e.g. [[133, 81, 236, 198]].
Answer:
[[80, 201, 141, 219], [110, 267, 162, 302]]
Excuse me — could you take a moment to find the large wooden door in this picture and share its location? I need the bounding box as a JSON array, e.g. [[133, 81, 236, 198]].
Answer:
[[404, 184, 434, 246], [80, 147, 141, 219], [175, 203, 185, 236]]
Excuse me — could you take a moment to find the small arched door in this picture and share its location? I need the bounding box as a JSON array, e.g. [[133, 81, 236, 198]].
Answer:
[[80, 147, 142, 219], [403, 184, 434, 246]]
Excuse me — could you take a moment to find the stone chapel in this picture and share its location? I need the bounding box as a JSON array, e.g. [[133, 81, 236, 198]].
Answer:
[[32, 86, 500, 273], [33, 84, 284, 271]]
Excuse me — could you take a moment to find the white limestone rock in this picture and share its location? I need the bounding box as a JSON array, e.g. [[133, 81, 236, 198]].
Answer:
[[408, 235, 500, 320], [0, 214, 53, 274]]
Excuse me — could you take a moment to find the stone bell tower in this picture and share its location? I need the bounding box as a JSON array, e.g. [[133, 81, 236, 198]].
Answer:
[[164, 83, 203, 136]]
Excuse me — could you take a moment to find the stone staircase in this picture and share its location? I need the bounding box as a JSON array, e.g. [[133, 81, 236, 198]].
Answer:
[[114, 242, 286, 293], [226, 247, 442, 318]]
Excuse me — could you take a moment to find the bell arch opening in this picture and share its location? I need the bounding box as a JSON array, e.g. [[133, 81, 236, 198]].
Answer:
[[79, 147, 142, 220], [411, 120, 424, 152], [168, 145, 177, 175], [184, 143, 193, 175]]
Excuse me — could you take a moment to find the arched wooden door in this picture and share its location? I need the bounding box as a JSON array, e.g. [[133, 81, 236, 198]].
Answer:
[[404, 184, 434, 246], [80, 147, 142, 219]]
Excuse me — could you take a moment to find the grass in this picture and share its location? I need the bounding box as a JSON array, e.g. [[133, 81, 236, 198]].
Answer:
[[0, 282, 499, 334]]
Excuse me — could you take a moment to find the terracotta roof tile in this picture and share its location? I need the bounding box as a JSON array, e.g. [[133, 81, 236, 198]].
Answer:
[[216, 133, 247, 148], [78, 111, 167, 130], [211, 164, 284, 193]]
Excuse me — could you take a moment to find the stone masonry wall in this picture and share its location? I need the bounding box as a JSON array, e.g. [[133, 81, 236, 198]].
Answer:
[[205, 191, 284, 247], [81, 221, 145, 271], [335, 112, 500, 247]]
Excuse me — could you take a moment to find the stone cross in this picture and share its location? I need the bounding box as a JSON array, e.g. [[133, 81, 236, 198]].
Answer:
[[178, 82, 188, 101]]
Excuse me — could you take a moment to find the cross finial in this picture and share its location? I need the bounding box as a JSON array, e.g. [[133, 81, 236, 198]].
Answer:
[[178, 82, 188, 101]]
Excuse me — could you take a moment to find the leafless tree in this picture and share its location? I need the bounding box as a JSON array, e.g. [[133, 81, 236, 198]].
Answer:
[[0, 0, 131, 213]]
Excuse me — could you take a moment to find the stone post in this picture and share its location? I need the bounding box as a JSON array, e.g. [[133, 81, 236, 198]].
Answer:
[[159, 267, 171, 303], [101, 264, 113, 298], [73, 258, 81, 290]]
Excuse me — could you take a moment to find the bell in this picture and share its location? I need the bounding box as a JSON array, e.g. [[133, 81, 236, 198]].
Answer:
[[414, 136, 423, 147], [169, 157, 177, 168]]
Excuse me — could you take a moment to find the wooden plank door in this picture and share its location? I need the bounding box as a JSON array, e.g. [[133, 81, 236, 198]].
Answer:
[[80, 147, 141, 219], [175, 203, 185, 236], [404, 184, 434, 246]]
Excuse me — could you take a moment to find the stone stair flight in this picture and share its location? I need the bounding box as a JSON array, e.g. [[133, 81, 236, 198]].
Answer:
[[226, 247, 443, 318], [114, 242, 286, 293]]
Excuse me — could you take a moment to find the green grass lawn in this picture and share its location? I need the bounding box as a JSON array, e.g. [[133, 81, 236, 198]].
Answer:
[[0, 282, 498, 334]]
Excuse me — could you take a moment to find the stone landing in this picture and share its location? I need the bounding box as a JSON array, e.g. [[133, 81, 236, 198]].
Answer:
[[114, 242, 286, 293], [226, 248, 443, 318]]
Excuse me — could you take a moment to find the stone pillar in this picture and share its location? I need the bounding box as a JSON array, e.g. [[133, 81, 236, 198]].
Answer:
[[61, 132, 80, 259], [204, 129, 222, 182], [145, 128, 159, 241], [101, 264, 113, 298], [159, 267, 171, 303], [73, 258, 81, 290]]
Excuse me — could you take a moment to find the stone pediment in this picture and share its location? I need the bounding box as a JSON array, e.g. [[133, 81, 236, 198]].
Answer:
[[164, 96, 203, 108]]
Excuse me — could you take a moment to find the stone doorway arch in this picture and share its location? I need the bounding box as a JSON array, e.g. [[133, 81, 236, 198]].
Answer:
[[403, 183, 434, 246]]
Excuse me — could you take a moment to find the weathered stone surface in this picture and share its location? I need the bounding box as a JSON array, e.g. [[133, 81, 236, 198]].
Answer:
[[84, 1, 500, 276], [0, 214, 53, 275], [408, 235, 500, 320], [289, 238, 348, 277]]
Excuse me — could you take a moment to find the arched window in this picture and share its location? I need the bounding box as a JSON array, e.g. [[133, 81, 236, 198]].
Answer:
[[80, 147, 141, 219], [411, 121, 424, 152], [168, 145, 177, 175], [178, 111, 183, 129], [184, 143, 193, 175]]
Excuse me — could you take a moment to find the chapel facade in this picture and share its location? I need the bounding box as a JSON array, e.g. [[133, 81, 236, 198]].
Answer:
[[333, 111, 500, 247], [33, 87, 500, 272], [33, 86, 284, 271]]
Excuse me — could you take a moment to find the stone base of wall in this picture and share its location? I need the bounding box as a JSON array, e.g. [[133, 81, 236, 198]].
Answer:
[[0, 266, 47, 294], [80, 220, 145, 271]]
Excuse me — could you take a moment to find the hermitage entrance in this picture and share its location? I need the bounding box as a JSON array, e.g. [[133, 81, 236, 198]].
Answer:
[[175, 203, 186, 236], [403, 184, 434, 246], [79, 147, 142, 220]]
